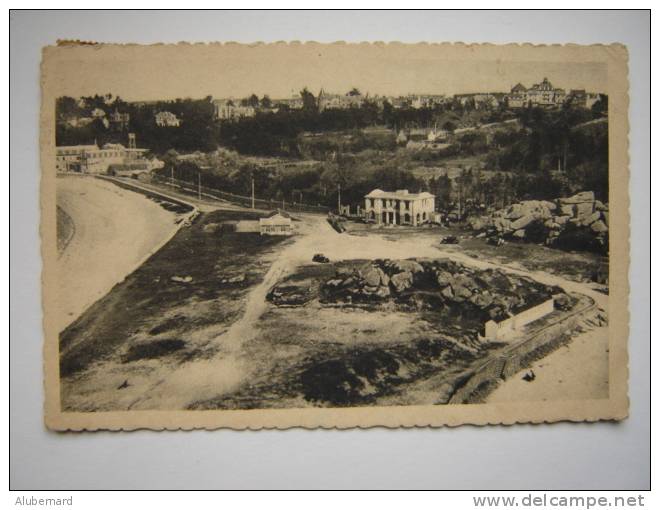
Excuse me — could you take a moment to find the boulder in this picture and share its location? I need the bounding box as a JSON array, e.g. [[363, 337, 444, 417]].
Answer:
[[559, 191, 595, 204], [452, 285, 473, 301], [468, 215, 490, 231], [390, 271, 413, 293], [594, 200, 608, 211], [384, 259, 424, 275], [510, 214, 535, 230], [575, 201, 594, 218], [543, 200, 558, 212], [359, 265, 389, 287], [440, 286, 454, 299], [590, 220, 608, 233], [602, 211, 609, 226], [226, 273, 246, 284], [554, 215, 571, 225], [454, 274, 477, 290], [519, 200, 553, 219], [493, 217, 512, 232], [435, 270, 453, 288], [512, 229, 526, 239], [582, 211, 602, 226], [375, 286, 391, 298], [470, 292, 494, 308], [505, 203, 524, 220], [559, 203, 575, 216]]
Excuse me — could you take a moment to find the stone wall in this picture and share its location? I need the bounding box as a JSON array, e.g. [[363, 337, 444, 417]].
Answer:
[[447, 294, 596, 404], [483, 298, 555, 341]]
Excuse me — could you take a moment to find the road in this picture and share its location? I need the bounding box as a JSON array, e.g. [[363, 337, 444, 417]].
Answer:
[[56, 176, 182, 332]]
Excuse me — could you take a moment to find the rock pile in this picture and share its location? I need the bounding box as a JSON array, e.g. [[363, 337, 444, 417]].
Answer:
[[469, 191, 609, 253], [321, 258, 561, 326]]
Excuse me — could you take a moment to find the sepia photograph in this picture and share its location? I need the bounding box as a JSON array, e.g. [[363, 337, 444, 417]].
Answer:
[[39, 41, 629, 430]]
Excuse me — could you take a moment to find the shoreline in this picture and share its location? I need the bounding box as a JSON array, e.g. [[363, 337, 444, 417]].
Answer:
[[56, 175, 198, 333]]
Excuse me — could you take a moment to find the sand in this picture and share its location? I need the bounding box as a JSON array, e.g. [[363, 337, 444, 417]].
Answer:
[[56, 176, 180, 332]]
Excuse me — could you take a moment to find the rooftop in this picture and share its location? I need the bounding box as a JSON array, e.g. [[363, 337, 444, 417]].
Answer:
[[365, 189, 435, 200]]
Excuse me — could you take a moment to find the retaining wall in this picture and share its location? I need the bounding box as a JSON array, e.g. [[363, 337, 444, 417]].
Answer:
[[447, 294, 597, 404], [484, 298, 555, 341]]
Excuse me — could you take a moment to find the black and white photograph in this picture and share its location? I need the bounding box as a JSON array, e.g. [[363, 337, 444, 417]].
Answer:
[[39, 41, 629, 430]]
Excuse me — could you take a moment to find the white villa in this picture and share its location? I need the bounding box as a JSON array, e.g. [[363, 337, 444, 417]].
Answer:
[[364, 189, 435, 226]]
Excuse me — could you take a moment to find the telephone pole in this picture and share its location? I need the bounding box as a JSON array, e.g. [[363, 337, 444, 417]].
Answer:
[[198, 172, 202, 201], [170, 166, 174, 188], [251, 177, 255, 209], [337, 183, 341, 213]]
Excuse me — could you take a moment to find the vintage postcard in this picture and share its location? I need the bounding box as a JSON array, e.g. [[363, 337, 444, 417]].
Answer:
[[41, 42, 629, 430]]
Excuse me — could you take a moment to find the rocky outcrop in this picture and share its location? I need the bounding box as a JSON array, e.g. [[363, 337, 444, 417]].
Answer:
[[320, 258, 560, 330], [468, 191, 609, 254]]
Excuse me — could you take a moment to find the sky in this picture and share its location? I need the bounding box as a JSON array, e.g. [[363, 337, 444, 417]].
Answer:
[[45, 43, 609, 101]]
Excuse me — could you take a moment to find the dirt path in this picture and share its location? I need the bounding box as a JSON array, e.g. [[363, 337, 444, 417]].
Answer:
[[56, 176, 182, 333]]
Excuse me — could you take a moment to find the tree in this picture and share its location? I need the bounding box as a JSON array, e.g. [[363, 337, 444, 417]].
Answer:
[[347, 87, 361, 96], [260, 95, 272, 109], [300, 87, 318, 112], [442, 120, 456, 133], [248, 94, 260, 108]]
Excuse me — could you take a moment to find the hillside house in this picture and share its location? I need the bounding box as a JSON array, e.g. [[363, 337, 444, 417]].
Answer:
[[155, 111, 181, 127]]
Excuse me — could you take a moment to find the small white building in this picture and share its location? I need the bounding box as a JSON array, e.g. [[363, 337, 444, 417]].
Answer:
[[259, 210, 293, 236], [364, 189, 435, 226]]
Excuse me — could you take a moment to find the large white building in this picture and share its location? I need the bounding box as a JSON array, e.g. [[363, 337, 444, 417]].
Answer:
[[56, 142, 151, 174], [364, 189, 435, 226]]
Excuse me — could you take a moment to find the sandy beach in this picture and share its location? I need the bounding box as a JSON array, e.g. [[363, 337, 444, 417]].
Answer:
[[56, 176, 181, 332]]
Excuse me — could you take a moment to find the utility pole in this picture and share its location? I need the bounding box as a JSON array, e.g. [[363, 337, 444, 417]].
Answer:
[[251, 177, 255, 209], [337, 183, 341, 213], [198, 172, 202, 201], [170, 165, 174, 188]]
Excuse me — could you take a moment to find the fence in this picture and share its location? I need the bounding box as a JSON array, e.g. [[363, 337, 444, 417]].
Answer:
[[151, 174, 331, 215], [447, 293, 597, 404]]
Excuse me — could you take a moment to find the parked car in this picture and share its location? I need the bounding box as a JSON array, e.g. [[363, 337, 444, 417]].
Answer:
[[312, 253, 330, 263], [440, 235, 459, 245]]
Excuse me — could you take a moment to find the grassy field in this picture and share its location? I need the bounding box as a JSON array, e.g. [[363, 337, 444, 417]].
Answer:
[[59, 209, 291, 382]]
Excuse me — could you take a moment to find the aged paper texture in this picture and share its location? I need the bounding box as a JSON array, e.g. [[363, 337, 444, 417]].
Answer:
[[41, 42, 629, 430]]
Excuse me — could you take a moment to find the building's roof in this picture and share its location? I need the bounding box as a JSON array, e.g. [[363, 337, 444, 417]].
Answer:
[[56, 144, 99, 152], [365, 189, 435, 200], [264, 209, 292, 219], [511, 83, 527, 93]]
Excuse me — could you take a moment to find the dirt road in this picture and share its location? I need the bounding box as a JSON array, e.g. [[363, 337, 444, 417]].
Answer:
[[56, 176, 181, 332]]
